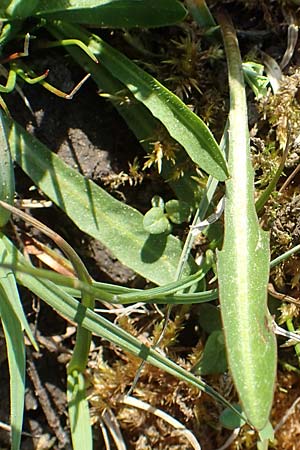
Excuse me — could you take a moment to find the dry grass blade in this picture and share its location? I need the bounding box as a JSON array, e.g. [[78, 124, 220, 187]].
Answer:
[[101, 409, 127, 450], [121, 395, 201, 450]]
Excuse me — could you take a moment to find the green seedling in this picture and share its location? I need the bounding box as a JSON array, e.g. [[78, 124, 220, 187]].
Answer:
[[143, 196, 190, 235]]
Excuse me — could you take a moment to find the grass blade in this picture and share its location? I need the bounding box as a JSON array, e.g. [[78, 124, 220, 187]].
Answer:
[[17, 272, 242, 419], [0, 234, 243, 422], [51, 21, 228, 181], [0, 110, 14, 227], [67, 372, 92, 450], [35, 0, 187, 27], [0, 257, 26, 450], [0, 236, 37, 349], [216, 12, 277, 430]]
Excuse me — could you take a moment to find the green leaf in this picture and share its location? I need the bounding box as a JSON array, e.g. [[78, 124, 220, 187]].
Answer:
[[165, 199, 190, 224], [52, 22, 229, 181], [0, 233, 245, 423], [0, 110, 14, 226], [47, 24, 204, 209], [193, 330, 227, 375], [0, 255, 26, 450], [216, 14, 277, 430], [143, 207, 170, 234], [15, 268, 241, 419], [5, 117, 196, 285], [67, 372, 92, 450], [196, 304, 222, 333], [36, 0, 187, 28], [258, 421, 274, 443], [219, 405, 246, 430], [0, 236, 37, 349]]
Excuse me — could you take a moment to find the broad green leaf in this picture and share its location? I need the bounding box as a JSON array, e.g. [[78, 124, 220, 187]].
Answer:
[[35, 0, 187, 28], [0, 265, 25, 450], [193, 330, 227, 375], [67, 372, 92, 450], [217, 14, 276, 430], [51, 22, 228, 181], [0, 110, 14, 226], [5, 117, 196, 285]]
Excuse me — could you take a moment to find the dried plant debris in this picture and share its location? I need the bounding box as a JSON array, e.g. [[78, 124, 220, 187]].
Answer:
[[259, 68, 300, 152]]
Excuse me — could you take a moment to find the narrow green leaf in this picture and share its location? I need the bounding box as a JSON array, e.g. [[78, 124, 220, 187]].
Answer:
[[36, 0, 187, 28], [0, 236, 37, 349], [0, 233, 244, 421], [0, 267, 25, 450], [0, 110, 14, 226], [15, 271, 241, 419], [216, 13, 277, 430], [52, 22, 228, 181], [48, 24, 203, 208], [67, 372, 92, 450], [5, 117, 196, 285]]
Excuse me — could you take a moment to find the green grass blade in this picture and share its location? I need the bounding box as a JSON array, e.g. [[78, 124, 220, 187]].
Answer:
[[15, 271, 242, 419], [216, 13, 277, 430], [5, 117, 196, 285], [52, 21, 228, 182], [0, 233, 244, 421], [0, 264, 26, 450], [67, 372, 92, 450], [0, 110, 14, 227], [35, 0, 187, 27], [0, 236, 37, 350]]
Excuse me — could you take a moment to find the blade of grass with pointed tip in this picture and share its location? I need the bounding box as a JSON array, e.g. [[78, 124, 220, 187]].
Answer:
[[51, 21, 228, 182], [216, 13, 277, 430], [67, 371, 92, 450], [35, 0, 187, 28], [5, 117, 196, 285], [17, 273, 242, 420], [0, 109, 14, 227], [0, 263, 25, 450], [0, 232, 244, 422]]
